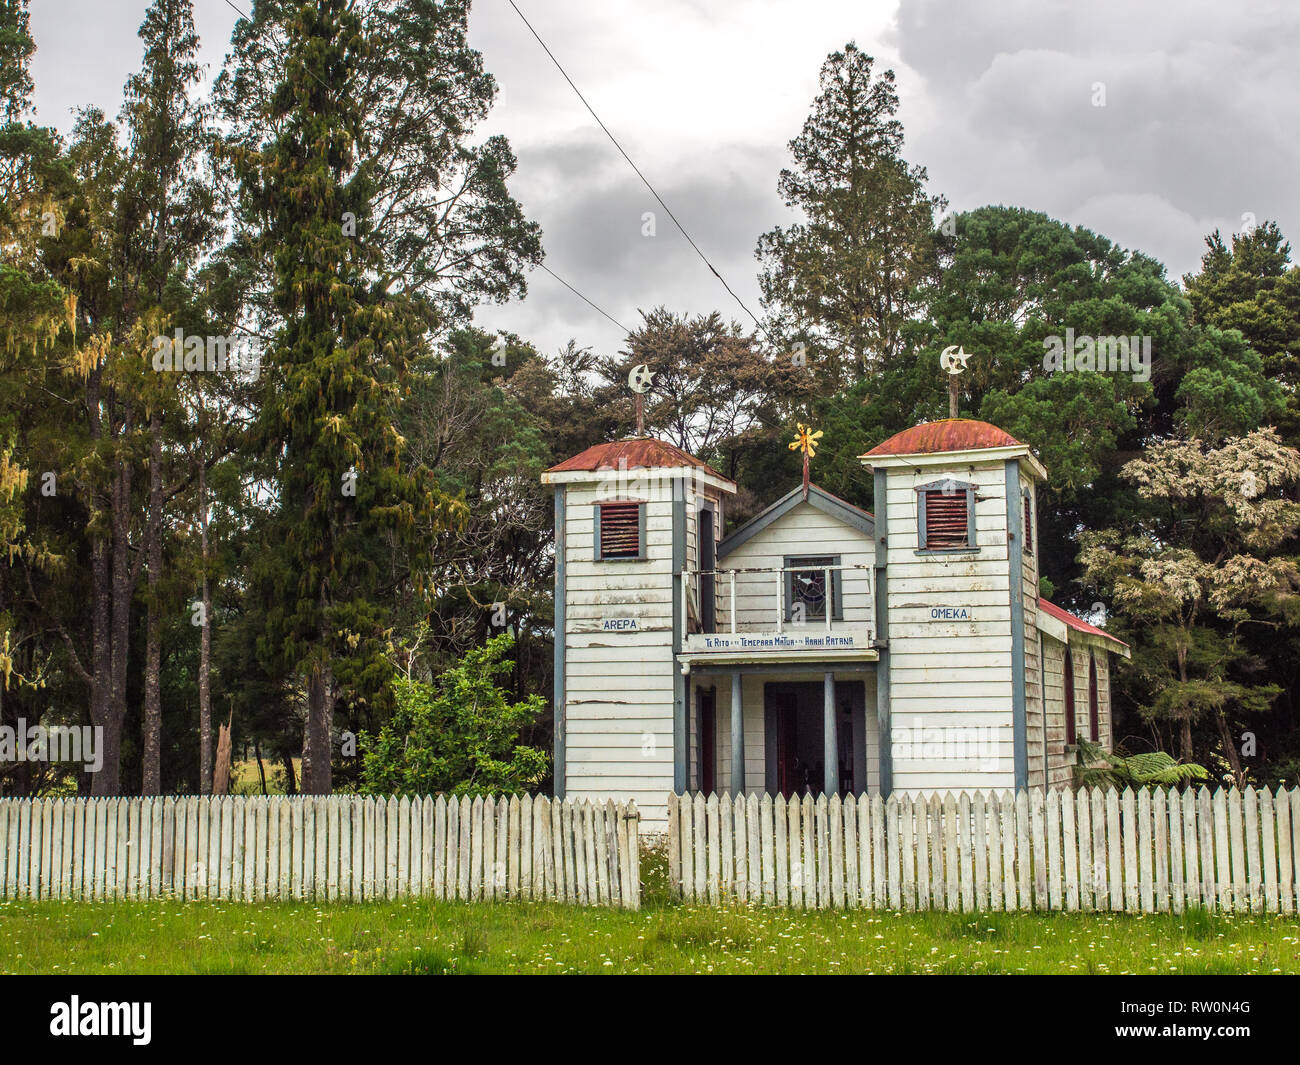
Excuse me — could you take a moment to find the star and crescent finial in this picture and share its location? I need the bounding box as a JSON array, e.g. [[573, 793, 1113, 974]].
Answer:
[[939, 345, 972, 417]]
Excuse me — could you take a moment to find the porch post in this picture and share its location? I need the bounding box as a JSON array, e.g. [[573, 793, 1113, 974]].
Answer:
[[823, 671, 838, 796], [730, 672, 745, 795]]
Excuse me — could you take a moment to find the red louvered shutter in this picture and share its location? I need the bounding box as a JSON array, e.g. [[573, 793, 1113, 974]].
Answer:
[[924, 490, 968, 549], [599, 502, 641, 558]]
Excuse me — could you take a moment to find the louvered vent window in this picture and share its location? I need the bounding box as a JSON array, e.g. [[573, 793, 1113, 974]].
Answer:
[[923, 489, 970, 549], [598, 502, 642, 559], [1024, 493, 1034, 556]]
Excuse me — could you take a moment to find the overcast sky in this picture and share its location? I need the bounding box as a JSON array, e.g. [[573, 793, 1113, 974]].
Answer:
[[27, 0, 1300, 361]]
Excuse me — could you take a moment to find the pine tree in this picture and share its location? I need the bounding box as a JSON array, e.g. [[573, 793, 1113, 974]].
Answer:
[[118, 0, 217, 794], [230, 0, 456, 794], [1184, 222, 1300, 442], [0, 0, 71, 774], [756, 43, 944, 380]]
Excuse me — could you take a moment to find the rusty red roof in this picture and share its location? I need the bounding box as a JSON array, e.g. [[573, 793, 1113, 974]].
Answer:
[[546, 437, 732, 482], [862, 419, 1023, 458], [1038, 597, 1128, 650]]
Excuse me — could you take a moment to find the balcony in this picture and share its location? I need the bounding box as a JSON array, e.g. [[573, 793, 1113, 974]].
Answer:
[[679, 563, 876, 662]]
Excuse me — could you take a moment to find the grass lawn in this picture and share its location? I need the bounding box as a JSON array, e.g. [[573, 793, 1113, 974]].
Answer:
[[2, 898, 1298, 974]]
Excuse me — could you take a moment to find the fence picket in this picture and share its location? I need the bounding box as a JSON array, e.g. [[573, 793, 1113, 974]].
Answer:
[[842, 796, 858, 909], [706, 794, 720, 904], [479, 795, 493, 902], [1072, 789, 1089, 911], [958, 793, 974, 912], [1292, 791, 1300, 913], [984, 794, 1001, 912], [1152, 788, 1167, 913], [1030, 790, 1047, 910], [915, 795, 935, 910], [973, 793, 989, 912], [787, 795, 802, 909], [943, 794, 959, 911], [1260, 789, 1278, 914], [745, 794, 761, 906], [1167, 788, 1183, 913], [10, 787, 1294, 915], [692, 794, 707, 904], [1244, 787, 1262, 913], [1212, 789, 1231, 911], [1137, 789, 1153, 912], [773, 794, 789, 906], [1046, 790, 1062, 911], [539, 796, 556, 901], [519, 795, 533, 902], [1197, 787, 1215, 907], [1180, 788, 1198, 911], [1277, 788, 1293, 915]]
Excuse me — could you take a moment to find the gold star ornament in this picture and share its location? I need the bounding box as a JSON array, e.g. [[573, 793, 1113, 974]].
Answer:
[[789, 423, 823, 458]]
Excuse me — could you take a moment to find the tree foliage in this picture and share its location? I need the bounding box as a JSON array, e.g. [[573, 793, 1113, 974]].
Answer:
[[359, 632, 547, 796]]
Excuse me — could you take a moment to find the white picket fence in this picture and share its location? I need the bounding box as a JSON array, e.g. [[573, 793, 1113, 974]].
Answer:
[[0, 794, 641, 909], [669, 786, 1300, 913]]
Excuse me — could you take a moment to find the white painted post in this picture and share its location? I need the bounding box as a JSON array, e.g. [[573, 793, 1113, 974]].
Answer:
[[775, 568, 783, 634]]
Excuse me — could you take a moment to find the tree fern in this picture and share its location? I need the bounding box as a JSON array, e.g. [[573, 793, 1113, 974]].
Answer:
[[1074, 739, 1209, 789]]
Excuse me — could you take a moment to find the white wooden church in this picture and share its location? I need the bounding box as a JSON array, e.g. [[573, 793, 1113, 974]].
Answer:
[[541, 418, 1129, 831]]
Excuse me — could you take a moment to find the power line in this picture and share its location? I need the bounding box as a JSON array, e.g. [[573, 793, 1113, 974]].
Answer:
[[506, 0, 776, 346], [538, 263, 632, 336]]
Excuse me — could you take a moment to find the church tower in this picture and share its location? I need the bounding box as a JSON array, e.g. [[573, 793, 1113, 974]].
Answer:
[[541, 439, 736, 828]]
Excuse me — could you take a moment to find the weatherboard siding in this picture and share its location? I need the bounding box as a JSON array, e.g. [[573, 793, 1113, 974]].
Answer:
[[1021, 468, 1044, 794], [721, 501, 874, 631], [883, 461, 1017, 793], [560, 481, 678, 829], [1042, 635, 1072, 787]]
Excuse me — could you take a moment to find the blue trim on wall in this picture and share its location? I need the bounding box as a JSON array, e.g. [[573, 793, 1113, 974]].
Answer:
[[1006, 459, 1029, 791], [672, 480, 687, 793], [731, 671, 745, 795], [873, 468, 892, 796], [553, 488, 567, 799]]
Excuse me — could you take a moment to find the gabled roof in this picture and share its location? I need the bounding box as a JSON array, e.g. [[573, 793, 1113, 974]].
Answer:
[[545, 437, 733, 485], [718, 484, 874, 559], [862, 418, 1023, 458], [1038, 597, 1129, 654]]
